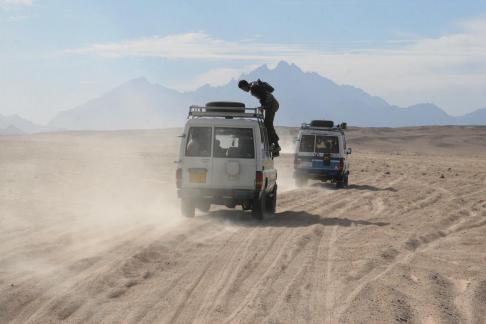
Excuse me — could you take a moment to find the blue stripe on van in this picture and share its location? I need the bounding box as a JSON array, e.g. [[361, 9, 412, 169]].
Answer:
[[311, 159, 340, 170]]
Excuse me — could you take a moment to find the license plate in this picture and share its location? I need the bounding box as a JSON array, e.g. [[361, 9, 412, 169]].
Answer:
[[189, 169, 207, 183]]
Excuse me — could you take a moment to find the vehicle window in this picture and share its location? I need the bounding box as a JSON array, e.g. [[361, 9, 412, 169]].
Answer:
[[185, 127, 212, 157], [214, 127, 254, 158], [316, 135, 339, 154], [299, 135, 315, 153]]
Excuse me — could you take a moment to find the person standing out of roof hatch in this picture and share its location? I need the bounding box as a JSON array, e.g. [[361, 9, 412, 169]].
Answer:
[[238, 79, 281, 156]]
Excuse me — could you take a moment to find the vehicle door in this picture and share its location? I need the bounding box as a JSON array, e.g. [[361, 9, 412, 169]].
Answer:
[[259, 125, 276, 192], [211, 126, 256, 190], [295, 134, 315, 169], [181, 126, 213, 188], [314, 134, 340, 172]]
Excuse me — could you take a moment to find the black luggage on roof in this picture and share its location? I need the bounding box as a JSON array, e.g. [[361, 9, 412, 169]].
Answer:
[[205, 101, 245, 113], [310, 120, 334, 128]]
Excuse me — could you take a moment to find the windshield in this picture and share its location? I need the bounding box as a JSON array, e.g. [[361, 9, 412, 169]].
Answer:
[[214, 127, 254, 158], [316, 135, 339, 154], [299, 135, 315, 153], [185, 127, 212, 157]]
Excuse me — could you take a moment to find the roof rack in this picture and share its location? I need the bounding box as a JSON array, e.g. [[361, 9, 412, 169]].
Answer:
[[188, 105, 264, 120]]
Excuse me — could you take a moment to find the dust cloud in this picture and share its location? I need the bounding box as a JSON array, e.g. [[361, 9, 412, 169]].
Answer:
[[2, 126, 486, 323], [0, 130, 183, 284]]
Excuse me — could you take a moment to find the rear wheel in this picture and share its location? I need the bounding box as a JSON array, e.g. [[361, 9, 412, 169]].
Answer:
[[241, 201, 252, 211], [344, 174, 349, 187], [181, 198, 195, 218], [252, 193, 266, 220], [336, 175, 346, 189], [266, 185, 277, 214]]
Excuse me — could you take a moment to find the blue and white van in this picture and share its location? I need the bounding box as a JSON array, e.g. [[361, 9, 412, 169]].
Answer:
[[293, 120, 351, 188]]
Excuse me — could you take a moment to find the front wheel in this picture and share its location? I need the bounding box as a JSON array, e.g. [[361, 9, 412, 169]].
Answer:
[[181, 198, 195, 218]]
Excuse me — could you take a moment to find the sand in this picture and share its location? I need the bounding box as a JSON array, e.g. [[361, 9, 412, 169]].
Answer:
[[1, 126, 485, 323]]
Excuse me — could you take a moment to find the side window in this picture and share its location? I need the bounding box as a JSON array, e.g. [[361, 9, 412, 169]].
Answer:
[[185, 127, 212, 157]]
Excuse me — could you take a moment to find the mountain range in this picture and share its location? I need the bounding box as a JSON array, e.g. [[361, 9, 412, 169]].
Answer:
[[3, 61, 486, 133], [0, 114, 49, 135]]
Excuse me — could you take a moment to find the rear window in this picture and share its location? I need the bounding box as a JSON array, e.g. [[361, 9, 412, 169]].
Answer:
[[316, 135, 339, 154], [214, 127, 254, 158], [185, 127, 212, 157], [299, 135, 315, 153]]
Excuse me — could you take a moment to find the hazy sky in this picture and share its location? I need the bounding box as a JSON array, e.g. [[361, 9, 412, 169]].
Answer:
[[1, 0, 486, 123]]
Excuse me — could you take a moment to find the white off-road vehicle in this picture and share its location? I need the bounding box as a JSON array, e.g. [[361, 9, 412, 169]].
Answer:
[[293, 120, 351, 188], [176, 102, 278, 220]]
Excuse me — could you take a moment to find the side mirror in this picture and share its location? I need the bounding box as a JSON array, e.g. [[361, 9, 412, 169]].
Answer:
[[178, 133, 186, 138], [346, 148, 352, 155]]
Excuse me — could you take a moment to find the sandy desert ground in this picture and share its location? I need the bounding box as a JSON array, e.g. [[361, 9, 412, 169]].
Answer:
[[1, 126, 486, 323]]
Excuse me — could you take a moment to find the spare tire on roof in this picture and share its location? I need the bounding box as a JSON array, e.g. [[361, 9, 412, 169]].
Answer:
[[206, 101, 245, 113], [310, 120, 334, 128], [206, 101, 245, 108]]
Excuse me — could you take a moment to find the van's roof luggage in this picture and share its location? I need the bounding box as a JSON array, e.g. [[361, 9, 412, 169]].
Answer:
[[301, 120, 348, 132], [206, 101, 245, 113], [310, 120, 334, 128], [188, 102, 263, 120]]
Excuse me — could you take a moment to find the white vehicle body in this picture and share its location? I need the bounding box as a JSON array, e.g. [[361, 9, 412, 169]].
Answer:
[[176, 103, 277, 219], [293, 121, 351, 188]]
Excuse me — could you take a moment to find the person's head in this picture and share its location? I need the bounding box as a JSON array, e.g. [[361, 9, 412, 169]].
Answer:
[[191, 128, 204, 141], [238, 80, 250, 92]]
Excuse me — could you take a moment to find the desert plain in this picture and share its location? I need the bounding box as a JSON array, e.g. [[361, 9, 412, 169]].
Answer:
[[1, 126, 486, 323]]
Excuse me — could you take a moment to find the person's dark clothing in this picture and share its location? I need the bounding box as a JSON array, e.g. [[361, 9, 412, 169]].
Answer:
[[248, 80, 279, 147], [248, 80, 275, 106], [262, 94, 279, 146]]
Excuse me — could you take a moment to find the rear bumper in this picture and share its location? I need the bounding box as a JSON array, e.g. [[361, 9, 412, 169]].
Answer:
[[178, 188, 258, 203], [294, 168, 343, 180]]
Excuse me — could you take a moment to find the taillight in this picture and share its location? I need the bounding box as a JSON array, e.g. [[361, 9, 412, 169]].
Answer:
[[255, 171, 263, 190], [338, 158, 344, 173], [176, 168, 182, 188]]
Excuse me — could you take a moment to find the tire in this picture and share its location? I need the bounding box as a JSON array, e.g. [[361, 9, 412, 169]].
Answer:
[[252, 193, 266, 220], [181, 198, 195, 218], [205, 101, 245, 113], [344, 174, 349, 187], [266, 185, 277, 214], [205, 101, 245, 108], [310, 120, 334, 128], [295, 177, 307, 187], [336, 176, 345, 189], [241, 201, 252, 211]]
